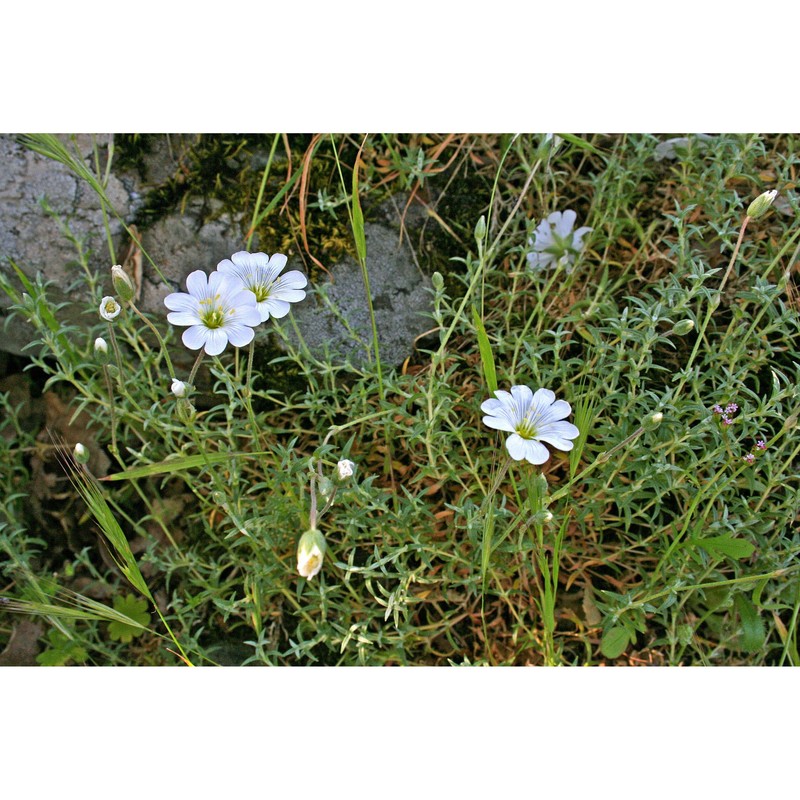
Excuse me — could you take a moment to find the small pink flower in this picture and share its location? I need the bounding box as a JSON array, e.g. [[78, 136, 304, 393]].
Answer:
[[743, 453, 755, 465], [756, 440, 767, 451]]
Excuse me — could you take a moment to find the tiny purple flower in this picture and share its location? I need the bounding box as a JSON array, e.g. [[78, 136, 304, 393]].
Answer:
[[743, 453, 755, 465], [712, 404, 724, 415], [725, 403, 738, 414], [722, 417, 734, 426], [755, 440, 767, 451]]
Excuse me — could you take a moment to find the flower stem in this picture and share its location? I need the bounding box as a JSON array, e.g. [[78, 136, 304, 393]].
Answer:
[[719, 215, 750, 293], [101, 363, 120, 462], [128, 301, 176, 381]]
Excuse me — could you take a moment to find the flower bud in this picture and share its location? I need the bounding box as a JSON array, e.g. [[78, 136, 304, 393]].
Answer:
[[317, 476, 334, 502], [336, 459, 355, 481], [99, 296, 121, 322], [111, 265, 136, 303], [94, 337, 109, 363], [73, 442, 90, 464], [783, 415, 797, 432], [171, 379, 187, 398], [746, 189, 777, 220], [474, 215, 486, 244], [642, 411, 663, 431], [297, 528, 327, 580], [176, 398, 196, 424], [431, 271, 444, 291], [670, 319, 695, 336]]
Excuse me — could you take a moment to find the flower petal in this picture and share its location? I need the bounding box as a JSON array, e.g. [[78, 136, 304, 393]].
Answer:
[[167, 310, 202, 327], [553, 209, 576, 237], [203, 329, 229, 356], [185, 270, 209, 296], [182, 325, 209, 351], [506, 434, 550, 464], [225, 324, 256, 348], [482, 413, 516, 433], [164, 292, 198, 314]]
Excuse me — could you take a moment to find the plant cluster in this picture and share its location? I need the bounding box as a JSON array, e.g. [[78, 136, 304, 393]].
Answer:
[[1, 133, 798, 666]]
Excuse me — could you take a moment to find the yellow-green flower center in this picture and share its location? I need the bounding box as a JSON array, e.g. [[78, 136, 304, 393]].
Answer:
[[199, 295, 227, 329]]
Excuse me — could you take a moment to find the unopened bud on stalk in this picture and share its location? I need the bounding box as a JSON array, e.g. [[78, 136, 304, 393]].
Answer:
[[297, 528, 327, 580], [171, 379, 187, 398], [73, 442, 90, 464], [670, 319, 695, 336], [474, 215, 486, 244], [431, 271, 444, 291], [317, 476, 334, 502], [176, 398, 196, 424], [111, 265, 136, 302], [746, 189, 777, 220], [642, 411, 664, 431], [783, 415, 797, 432], [94, 337, 109, 363]]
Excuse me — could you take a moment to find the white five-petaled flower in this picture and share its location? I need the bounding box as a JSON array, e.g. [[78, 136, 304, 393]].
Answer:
[[481, 385, 580, 465], [164, 270, 261, 356], [99, 296, 121, 321], [216, 251, 307, 322], [526, 210, 592, 273]]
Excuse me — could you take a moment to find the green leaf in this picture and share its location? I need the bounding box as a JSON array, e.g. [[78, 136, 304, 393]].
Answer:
[[600, 626, 631, 659], [734, 594, 766, 654], [695, 534, 756, 561], [351, 156, 367, 264], [471, 305, 498, 394], [36, 629, 89, 666], [107, 594, 151, 644]]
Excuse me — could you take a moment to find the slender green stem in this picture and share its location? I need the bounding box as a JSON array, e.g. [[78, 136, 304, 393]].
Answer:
[[718, 216, 750, 293], [128, 302, 176, 380], [101, 364, 120, 462]]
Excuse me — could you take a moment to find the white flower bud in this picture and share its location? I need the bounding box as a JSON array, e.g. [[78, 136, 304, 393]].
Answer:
[[94, 337, 109, 363], [297, 529, 327, 580], [746, 189, 777, 220], [111, 265, 135, 303], [73, 442, 90, 464], [99, 296, 121, 322], [642, 411, 664, 431], [171, 379, 187, 398]]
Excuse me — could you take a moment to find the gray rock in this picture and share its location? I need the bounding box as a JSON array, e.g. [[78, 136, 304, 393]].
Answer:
[[0, 134, 128, 354], [288, 221, 432, 368], [0, 134, 245, 358]]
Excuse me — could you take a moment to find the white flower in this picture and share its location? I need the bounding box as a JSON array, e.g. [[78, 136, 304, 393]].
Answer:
[[336, 459, 355, 480], [171, 379, 187, 397], [99, 296, 121, 321], [164, 270, 261, 356], [297, 529, 327, 580], [481, 385, 580, 465], [526, 210, 592, 273], [216, 251, 307, 322]]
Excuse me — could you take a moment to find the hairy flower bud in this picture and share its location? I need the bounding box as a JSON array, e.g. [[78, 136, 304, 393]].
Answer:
[[670, 319, 695, 336], [176, 398, 196, 424], [431, 271, 444, 291], [642, 411, 663, 431], [73, 442, 90, 464], [474, 215, 486, 244], [111, 265, 136, 303], [297, 528, 327, 580], [94, 337, 109, 363], [746, 189, 777, 220]]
